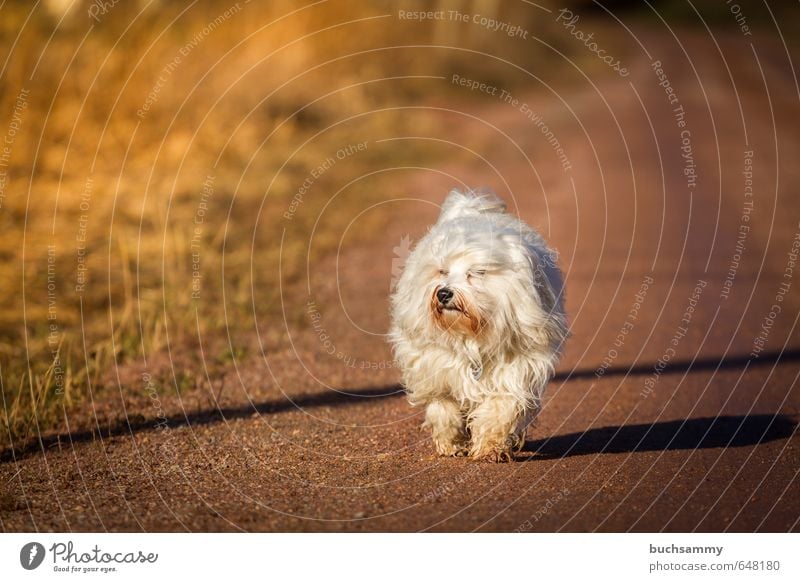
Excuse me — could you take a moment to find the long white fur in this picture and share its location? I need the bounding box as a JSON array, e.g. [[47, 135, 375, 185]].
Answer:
[[390, 189, 567, 461]]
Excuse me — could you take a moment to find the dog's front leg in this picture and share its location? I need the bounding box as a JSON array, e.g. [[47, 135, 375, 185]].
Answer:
[[423, 399, 468, 457], [468, 395, 525, 462]]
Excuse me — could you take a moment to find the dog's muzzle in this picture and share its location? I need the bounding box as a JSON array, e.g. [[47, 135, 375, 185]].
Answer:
[[436, 287, 454, 306]]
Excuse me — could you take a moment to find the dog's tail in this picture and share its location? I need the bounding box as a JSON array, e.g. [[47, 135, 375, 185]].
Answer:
[[437, 188, 507, 223]]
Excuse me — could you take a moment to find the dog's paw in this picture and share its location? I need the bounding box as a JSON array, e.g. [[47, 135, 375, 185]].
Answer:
[[433, 439, 470, 458], [470, 445, 514, 463]]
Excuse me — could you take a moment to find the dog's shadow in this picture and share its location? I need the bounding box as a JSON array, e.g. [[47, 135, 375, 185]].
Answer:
[[0, 384, 406, 464], [520, 414, 797, 460]]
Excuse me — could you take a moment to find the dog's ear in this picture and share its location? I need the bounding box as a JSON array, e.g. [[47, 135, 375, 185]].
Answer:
[[437, 188, 507, 223]]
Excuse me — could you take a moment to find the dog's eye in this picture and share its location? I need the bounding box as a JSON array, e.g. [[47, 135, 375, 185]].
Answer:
[[438, 269, 448, 276], [470, 270, 487, 278]]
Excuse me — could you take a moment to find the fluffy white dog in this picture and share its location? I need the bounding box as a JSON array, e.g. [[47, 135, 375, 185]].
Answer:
[[390, 189, 567, 461]]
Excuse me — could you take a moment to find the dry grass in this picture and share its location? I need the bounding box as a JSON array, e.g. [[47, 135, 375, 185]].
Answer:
[[0, 0, 575, 450]]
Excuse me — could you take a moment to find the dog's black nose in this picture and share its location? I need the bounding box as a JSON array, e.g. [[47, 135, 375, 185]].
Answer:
[[436, 287, 454, 304]]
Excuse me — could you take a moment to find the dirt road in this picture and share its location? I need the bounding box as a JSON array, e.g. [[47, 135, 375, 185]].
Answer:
[[2, 29, 799, 532]]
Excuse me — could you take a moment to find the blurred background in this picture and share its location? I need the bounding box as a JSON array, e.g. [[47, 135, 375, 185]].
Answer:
[[0, 0, 612, 448], [0, 0, 799, 531]]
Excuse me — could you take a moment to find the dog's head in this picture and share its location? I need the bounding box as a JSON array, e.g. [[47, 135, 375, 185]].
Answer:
[[424, 227, 548, 343], [391, 190, 564, 352]]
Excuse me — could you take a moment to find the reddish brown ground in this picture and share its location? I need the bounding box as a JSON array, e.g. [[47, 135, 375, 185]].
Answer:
[[2, 30, 799, 532]]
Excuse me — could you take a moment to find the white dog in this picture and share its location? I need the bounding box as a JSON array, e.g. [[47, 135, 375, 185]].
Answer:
[[390, 189, 567, 461]]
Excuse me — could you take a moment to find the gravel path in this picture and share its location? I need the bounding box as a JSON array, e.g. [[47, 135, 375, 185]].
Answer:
[[2, 30, 798, 532]]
